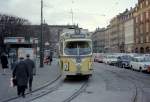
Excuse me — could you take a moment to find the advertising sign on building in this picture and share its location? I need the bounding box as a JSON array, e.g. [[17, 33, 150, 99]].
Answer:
[[4, 37, 25, 43]]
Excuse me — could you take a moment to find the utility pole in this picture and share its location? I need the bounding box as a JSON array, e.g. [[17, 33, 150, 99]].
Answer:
[[70, 9, 74, 25], [40, 0, 44, 67], [70, 0, 74, 25]]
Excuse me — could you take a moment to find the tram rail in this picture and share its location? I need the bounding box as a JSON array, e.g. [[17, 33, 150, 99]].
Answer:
[[2, 74, 61, 102]]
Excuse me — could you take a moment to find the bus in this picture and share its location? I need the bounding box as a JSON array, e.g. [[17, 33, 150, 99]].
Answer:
[[59, 29, 93, 78]]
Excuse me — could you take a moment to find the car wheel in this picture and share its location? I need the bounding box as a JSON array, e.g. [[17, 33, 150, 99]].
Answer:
[[131, 65, 134, 70], [139, 67, 142, 72], [122, 64, 125, 68]]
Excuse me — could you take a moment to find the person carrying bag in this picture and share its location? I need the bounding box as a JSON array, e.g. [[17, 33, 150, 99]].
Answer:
[[12, 57, 29, 98], [10, 77, 17, 87]]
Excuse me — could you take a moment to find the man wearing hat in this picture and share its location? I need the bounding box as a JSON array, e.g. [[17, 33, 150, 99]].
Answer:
[[12, 56, 29, 98], [24, 54, 35, 92]]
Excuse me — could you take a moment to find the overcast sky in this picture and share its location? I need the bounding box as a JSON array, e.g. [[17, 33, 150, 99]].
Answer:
[[0, 0, 137, 31]]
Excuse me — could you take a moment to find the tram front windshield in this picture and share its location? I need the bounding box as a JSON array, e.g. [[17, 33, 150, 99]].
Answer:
[[64, 41, 91, 55]]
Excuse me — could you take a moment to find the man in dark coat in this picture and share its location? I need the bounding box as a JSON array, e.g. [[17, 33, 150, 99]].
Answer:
[[12, 57, 29, 98], [0, 53, 8, 75], [24, 54, 35, 92]]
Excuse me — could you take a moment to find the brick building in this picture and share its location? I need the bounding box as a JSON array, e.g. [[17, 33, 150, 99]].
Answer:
[[133, 0, 150, 53]]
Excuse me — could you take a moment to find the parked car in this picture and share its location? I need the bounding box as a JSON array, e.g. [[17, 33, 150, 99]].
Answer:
[[103, 55, 118, 65], [93, 53, 100, 62], [130, 56, 150, 72], [97, 53, 105, 63], [116, 55, 132, 68]]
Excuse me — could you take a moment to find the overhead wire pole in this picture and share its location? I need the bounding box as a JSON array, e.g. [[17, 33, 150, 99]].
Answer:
[[71, 9, 74, 25], [40, 0, 44, 67], [70, 0, 74, 25]]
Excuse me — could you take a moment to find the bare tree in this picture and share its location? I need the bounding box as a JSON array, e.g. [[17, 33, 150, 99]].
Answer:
[[0, 14, 31, 54]]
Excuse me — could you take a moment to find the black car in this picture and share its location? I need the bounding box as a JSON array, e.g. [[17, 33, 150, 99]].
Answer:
[[117, 55, 132, 68]]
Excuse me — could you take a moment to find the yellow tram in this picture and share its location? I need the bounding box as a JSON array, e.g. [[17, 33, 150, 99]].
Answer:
[[59, 29, 93, 77]]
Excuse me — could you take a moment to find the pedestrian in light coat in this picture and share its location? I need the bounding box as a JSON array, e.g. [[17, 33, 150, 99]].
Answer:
[[12, 57, 29, 98], [24, 54, 35, 92], [0, 53, 8, 75]]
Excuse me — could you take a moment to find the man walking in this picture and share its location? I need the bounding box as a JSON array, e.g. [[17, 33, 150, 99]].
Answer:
[[12, 57, 29, 98], [24, 54, 35, 92], [0, 53, 8, 75]]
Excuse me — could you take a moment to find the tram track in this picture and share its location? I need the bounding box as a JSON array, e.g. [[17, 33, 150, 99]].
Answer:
[[28, 78, 63, 102], [95, 64, 144, 102], [28, 77, 89, 102], [105, 69, 144, 102], [101, 63, 150, 102], [62, 79, 89, 102], [2, 74, 62, 102], [4, 75, 90, 102]]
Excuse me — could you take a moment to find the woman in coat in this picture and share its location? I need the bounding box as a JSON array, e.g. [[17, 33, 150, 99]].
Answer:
[[0, 53, 8, 75], [12, 57, 29, 98]]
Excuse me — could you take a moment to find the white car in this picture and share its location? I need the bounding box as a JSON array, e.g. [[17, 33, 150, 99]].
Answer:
[[130, 56, 150, 72], [103, 55, 118, 65]]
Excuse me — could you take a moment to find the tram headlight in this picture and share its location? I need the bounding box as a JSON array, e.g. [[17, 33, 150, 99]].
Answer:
[[64, 63, 69, 71]]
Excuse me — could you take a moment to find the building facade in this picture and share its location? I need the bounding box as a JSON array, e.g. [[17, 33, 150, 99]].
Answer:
[[92, 0, 150, 54], [108, 12, 126, 53], [124, 9, 134, 53], [92, 28, 106, 53], [133, 0, 150, 53], [104, 26, 111, 53], [109, 17, 120, 52], [92, 9, 135, 53]]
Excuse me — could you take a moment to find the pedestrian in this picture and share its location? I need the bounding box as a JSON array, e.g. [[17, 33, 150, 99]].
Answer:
[[12, 57, 29, 98], [0, 53, 8, 75], [49, 55, 52, 65], [10, 54, 18, 71], [24, 54, 35, 92], [45, 56, 49, 65]]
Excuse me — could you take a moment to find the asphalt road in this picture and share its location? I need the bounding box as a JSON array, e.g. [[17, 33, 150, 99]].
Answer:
[[29, 62, 150, 102], [72, 62, 150, 102], [1, 61, 150, 102]]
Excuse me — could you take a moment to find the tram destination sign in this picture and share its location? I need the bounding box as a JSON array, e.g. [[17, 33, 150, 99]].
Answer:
[[70, 34, 85, 38]]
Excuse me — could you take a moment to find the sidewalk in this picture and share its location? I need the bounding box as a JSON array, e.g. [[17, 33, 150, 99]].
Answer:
[[0, 58, 61, 101]]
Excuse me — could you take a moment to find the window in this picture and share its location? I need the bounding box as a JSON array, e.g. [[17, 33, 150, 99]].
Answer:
[[140, 37, 143, 43], [136, 28, 139, 36], [140, 25, 143, 34], [146, 35, 149, 42], [140, 3, 143, 9], [136, 38, 139, 43], [136, 16, 138, 23], [146, 11, 149, 19], [64, 41, 92, 55], [146, 0, 149, 6], [140, 13, 143, 22], [146, 23, 149, 32]]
